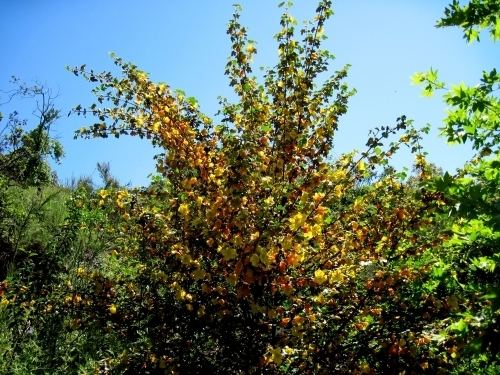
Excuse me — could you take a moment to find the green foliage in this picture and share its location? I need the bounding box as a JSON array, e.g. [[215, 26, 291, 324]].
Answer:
[[411, 68, 499, 155], [0, 1, 498, 374], [413, 2, 500, 370], [438, 0, 500, 42], [0, 79, 64, 187]]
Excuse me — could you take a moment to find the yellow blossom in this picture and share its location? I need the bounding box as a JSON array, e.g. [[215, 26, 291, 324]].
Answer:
[[313, 269, 328, 285], [312, 223, 322, 237], [109, 304, 117, 314], [151, 121, 161, 132], [329, 168, 347, 181], [250, 231, 260, 241], [334, 185, 344, 198], [283, 346, 295, 355], [196, 196, 204, 206], [98, 189, 109, 199], [264, 196, 275, 205], [175, 288, 187, 301], [269, 347, 283, 365], [214, 166, 224, 177], [289, 212, 305, 231], [329, 269, 345, 283], [178, 203, 190, 217]]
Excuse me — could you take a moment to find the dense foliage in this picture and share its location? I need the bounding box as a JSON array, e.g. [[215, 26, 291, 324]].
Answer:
[[1, 1, 498, 374]]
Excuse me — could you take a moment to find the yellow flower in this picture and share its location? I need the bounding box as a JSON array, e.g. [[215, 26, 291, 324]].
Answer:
[[109, 304, 117, 314], [151, 121, 161, 132], [283, 346, 295, 355], [289, 212, 305, 231], [329, 269, 345, 283], [136, 115, 145, 126], [178, 203, 190, 217], [98, 189, 109, 199], [196, 196, 204, 206], [250, 231, 260, 241], [329, 168, 347, 181], [263, 196, 274, 205], [313, 269, 328, 285], [175, 288, 187, 300], [269, 347, 283, 365], [214, 166, 224, 177], [334, 185, 344, 198]]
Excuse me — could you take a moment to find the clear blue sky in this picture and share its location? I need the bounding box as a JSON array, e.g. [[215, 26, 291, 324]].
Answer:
[[1, 1, 498, 187]]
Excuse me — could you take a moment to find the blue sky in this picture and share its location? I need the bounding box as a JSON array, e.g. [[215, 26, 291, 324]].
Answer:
[[1, 1, 498, 187]]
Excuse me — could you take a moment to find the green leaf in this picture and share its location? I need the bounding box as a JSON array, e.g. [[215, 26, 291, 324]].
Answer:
[[410, 72, 425, 85], [448, 319, 468, 334], [260, 123, 272, 133], [494, 18, 500, 41]]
